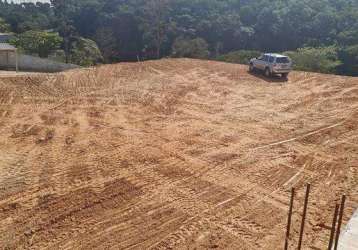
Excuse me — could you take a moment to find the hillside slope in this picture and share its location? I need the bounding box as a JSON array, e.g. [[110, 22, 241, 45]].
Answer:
[[0, 59, 357, 249]]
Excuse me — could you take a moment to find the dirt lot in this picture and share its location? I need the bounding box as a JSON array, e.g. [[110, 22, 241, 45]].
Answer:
[[0, 59, 357, 249]]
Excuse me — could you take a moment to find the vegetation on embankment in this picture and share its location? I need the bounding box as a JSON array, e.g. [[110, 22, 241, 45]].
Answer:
[[0, 0, 357, 75]]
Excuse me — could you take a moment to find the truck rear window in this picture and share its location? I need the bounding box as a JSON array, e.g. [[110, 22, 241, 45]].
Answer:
[[276, 57, 290, 63]]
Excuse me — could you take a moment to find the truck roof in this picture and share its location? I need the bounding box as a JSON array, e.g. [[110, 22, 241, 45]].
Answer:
[[264, 53, 288, 58]]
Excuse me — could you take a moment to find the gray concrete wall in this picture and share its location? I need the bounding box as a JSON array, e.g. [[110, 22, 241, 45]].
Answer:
[[338, 209, 358, 250], [0, 51, 79, 72]]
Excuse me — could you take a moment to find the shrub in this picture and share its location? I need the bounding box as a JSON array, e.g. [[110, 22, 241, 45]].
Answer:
[[216, 50, 261, 64], [171, 37, 209, 59], [70, 37, 104, 66], [0, 17, 10, 33], [337, 45, 358, 76], [284, 46, 341, 74], [10, 31, 63, 58]]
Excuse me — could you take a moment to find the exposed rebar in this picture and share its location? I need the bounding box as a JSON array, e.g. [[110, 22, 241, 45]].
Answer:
[[334, 195, 346, 250], [298, 183, 311, 250], [284, 187, 295, 250], [285, 188, 295, 250], [328, 203, 340, 250]]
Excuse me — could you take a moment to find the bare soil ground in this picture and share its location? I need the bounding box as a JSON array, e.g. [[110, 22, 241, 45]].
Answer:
[[0, 58, 357, 249]]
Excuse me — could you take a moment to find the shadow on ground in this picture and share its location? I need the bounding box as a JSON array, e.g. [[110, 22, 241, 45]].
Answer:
[[248, 70, 288, 83]]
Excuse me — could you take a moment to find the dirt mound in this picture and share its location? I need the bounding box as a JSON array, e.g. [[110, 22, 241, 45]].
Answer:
[[0, 59, 357, 249]]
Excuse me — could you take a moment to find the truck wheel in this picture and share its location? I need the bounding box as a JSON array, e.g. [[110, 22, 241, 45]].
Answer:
[[282, 73, 289, 78], [249, 64, 254, 72], [264, 67, 271, 77]]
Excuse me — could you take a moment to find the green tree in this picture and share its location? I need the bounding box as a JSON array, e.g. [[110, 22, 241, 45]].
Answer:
[[141, 0, 170, 58], [216, 50, 261, 64], [0, 17, 10, 32], [284, 46, 341, 74], [70, 37, 103, 66], [94, 27, 117, 63], [10, 31, 63, 58], [51, 0, 78, 63], [171, 37, 209, 59], [337, 45, 358, 76], [1, 0, 358, 75]]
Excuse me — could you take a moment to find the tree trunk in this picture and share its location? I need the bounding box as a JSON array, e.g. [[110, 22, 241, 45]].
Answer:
[[156, 29, 161, 59], [64, 37, 69, 63]]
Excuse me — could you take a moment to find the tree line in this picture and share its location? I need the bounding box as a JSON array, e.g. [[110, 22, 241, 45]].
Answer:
[[0, 0, 357, 75]]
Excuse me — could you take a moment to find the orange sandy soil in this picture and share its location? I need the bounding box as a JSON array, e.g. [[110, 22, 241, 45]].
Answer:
[[0, 59, 357, 249]]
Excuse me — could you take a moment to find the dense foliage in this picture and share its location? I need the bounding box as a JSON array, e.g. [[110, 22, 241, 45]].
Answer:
[[172, 38, 209, 59], [0, 0, 357, 75], [217, 50, 261, 65], [10, 30, 62, 57], [70, 37, 104, 66], [0, 17, 10, 32], [284, 47, 342, 74]]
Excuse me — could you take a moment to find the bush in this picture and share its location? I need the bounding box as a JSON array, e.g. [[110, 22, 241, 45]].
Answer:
[[0, 17, 10, 33], [337, 45, 358, 76], [216, 50, 261, 64], [171, 37, 209, 59], [70, 37, 104, 66], [284, 46, 341, 74], [10, 31, 63, 58]]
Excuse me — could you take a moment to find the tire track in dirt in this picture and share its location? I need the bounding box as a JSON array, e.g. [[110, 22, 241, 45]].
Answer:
[[0, 59, 357, 249]]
